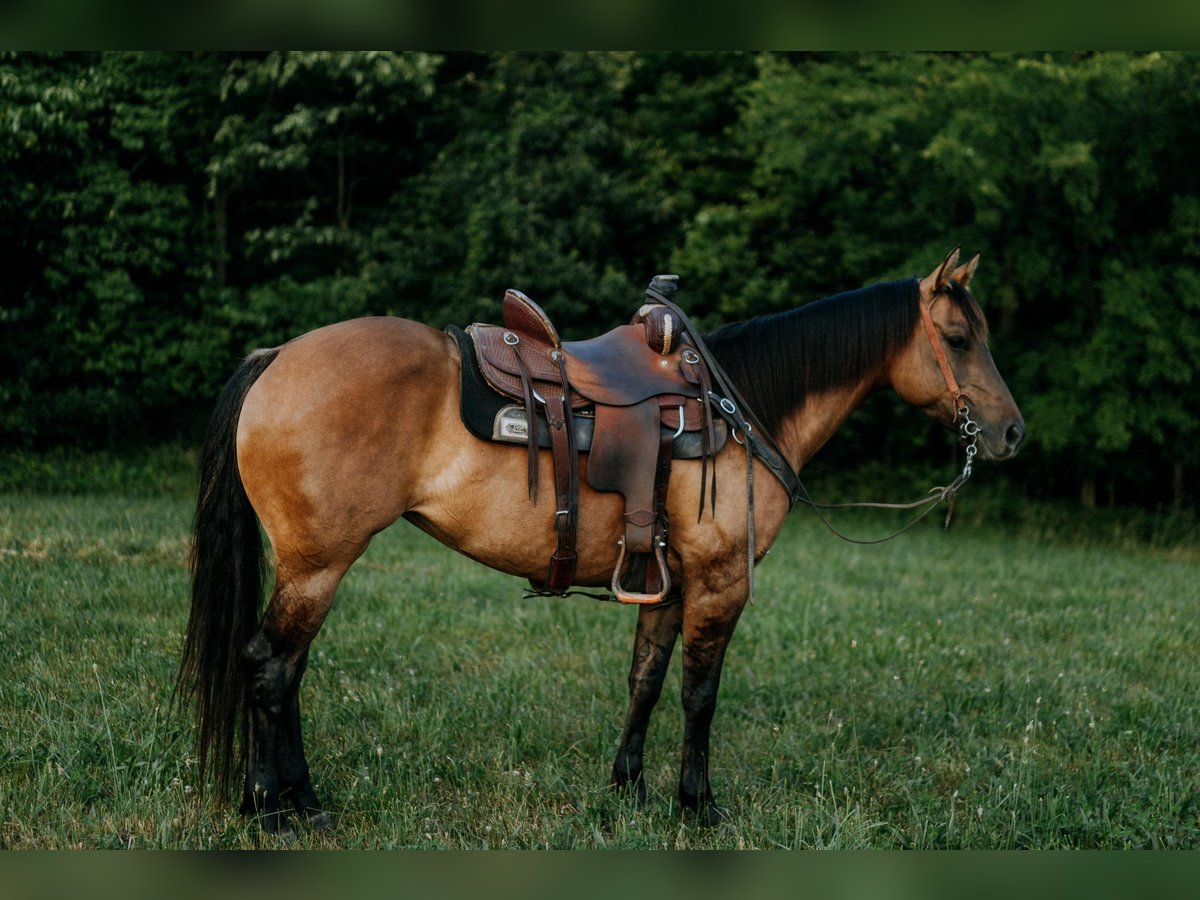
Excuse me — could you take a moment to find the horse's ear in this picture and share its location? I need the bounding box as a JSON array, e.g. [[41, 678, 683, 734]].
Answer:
[[952, 253, 980, 288], [920, 246, 960, 300]]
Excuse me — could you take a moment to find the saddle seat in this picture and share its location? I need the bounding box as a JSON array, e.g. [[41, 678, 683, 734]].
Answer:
[[472, 290, 704, 410], [468, 286, 719, 604]]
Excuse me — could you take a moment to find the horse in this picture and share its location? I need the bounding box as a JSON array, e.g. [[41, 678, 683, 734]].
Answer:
[[177, 249, 1025, 833]]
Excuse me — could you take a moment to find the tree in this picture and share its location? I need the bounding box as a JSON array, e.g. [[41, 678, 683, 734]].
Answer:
[[205, 51, 440, 346], [2, 52, 1195, 509], [1, 51, 224, 445], [718, 51, 1200, 506]]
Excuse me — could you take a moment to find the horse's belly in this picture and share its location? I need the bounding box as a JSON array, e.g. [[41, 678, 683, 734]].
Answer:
[[401, 442, 634, 586]]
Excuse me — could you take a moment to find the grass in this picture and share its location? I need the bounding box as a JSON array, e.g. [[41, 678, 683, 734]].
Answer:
[[2, 472, 1199, 848]]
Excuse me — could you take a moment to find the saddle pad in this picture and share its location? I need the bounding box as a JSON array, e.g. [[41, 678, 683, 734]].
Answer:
[[449, 326, 727, 459]]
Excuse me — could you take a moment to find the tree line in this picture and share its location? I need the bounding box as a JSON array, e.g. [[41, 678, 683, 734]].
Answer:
[[2, 51, 1197, 508]]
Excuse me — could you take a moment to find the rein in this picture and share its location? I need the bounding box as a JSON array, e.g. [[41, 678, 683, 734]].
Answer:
[[792, 406, 979, 544]]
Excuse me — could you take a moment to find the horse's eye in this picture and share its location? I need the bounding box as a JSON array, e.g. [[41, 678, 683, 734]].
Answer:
[[946, 335, 970, 352]]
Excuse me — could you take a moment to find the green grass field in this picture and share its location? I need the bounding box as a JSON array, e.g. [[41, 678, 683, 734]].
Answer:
[[2, 476, 1199, 848]]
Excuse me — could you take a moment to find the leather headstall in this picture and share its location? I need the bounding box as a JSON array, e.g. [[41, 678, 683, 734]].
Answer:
[[918, 292, 965, 423]]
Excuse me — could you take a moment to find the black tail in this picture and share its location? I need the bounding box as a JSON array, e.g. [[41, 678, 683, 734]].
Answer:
[[176, 347, 280, 801]]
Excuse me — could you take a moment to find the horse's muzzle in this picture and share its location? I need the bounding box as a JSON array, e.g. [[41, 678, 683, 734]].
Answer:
[[980, 417, 1025, 461]]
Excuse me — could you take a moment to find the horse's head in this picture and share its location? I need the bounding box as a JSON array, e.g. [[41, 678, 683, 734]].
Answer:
[[889, 248, 1025, 462]]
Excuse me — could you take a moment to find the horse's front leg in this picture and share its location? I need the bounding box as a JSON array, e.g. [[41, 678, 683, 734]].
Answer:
[[678, 585, 745, 825], [611, 599, 683, 802]]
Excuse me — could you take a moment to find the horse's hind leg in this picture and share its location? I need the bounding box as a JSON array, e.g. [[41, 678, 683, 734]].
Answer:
[[278, 649, 329, 827], [611, 600, 682, 802], [242, 556, 357, 833]]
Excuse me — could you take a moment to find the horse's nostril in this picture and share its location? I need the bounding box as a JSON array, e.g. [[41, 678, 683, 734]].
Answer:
[[1005, 421, 1026, 451]]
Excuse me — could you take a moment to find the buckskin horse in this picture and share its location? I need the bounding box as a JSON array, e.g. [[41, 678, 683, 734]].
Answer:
[[177, 249, 1025, 833]]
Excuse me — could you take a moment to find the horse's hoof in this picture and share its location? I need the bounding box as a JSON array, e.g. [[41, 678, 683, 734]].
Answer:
[[304, 810, 335, 831], [258, 816, 297, 842], [700, 802, 731, 827], [611, 771, 648, 805], [679, 791, 730, 827]]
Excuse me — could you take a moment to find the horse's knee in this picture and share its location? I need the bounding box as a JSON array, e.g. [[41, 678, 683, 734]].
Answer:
[[681, 678, 719, 720], [628, 668, 667, 706]]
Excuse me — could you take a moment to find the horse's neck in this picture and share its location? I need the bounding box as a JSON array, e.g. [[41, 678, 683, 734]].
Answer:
[[774, 378, 879, 473]]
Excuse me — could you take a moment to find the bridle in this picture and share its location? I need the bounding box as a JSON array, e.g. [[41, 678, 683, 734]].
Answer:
[[919, 288, 981, 481], [919, 290, 966, 420]]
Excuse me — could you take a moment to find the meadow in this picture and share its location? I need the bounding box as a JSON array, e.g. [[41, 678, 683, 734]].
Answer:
[[2, 460, 1198, 849]]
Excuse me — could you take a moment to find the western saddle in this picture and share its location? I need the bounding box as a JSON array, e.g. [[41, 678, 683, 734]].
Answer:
[[466, 276, 724, 605]]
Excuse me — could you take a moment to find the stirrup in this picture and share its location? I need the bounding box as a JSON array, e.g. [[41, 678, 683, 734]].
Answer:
[[611, 538, 672, 605]]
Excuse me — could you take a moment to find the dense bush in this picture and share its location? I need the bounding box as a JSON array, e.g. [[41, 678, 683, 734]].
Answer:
[[2, 52, 1197, 508]]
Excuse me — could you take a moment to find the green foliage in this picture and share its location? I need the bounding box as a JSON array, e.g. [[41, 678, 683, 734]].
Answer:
[[0, 445, 196, 496], [381, 53, 655, 333], [3, 52, 1197, 507], [725, 52, 1200, 505], [2, 52, 225, 444]]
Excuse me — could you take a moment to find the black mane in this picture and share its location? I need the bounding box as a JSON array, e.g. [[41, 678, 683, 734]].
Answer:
[[704, 277, 985, 439]]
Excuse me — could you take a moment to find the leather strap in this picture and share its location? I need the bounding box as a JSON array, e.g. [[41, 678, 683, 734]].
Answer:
[[691, 353, 718, 518], [918, 295, 963, 421], [529, 349, 579, 594], [646, 402, 677, 596], [512, 339, 541, 503], [646, 290, 805, 508], [541, 391, 578, 593]]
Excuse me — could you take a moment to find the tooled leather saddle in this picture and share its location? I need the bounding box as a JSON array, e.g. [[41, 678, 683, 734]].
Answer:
[[458, 276, 726, 604]]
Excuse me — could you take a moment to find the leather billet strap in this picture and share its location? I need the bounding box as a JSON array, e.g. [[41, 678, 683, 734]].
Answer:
[[511, 337, 542, 503], [681, 350, 718, 518], [514, 340, 578, 595], [918, 293, 964, 422], [543, 391, 579, 593], [543, 351, 579, 594]]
